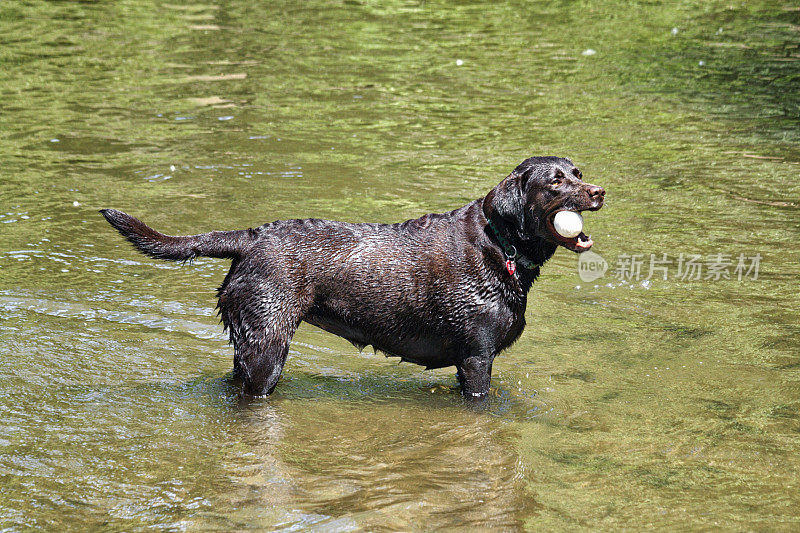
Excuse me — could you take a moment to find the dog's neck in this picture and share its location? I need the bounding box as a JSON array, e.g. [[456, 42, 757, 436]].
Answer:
[[485, 213, 558, 278]]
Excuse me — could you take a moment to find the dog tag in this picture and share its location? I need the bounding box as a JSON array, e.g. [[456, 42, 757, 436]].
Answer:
[[505, 259, 516, 276]]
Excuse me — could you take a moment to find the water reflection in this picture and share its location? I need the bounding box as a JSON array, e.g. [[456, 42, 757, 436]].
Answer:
[[229, 395, 539, 530]]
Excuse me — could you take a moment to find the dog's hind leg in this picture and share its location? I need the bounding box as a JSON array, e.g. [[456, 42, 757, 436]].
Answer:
[[220, 284, 302, 397], [237, 326, 296, 396]]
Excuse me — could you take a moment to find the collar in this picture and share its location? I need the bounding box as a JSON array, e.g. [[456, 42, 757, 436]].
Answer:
[[486, 218, 537, 271]]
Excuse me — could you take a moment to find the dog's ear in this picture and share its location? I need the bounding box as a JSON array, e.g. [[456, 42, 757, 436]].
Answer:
[[484, 171, 526, 230]]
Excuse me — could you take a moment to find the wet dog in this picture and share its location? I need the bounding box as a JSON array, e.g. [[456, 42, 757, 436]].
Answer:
[[101, 157, 604, 398]]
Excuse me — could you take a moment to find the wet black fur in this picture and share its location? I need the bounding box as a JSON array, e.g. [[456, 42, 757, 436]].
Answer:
[[101, 157, 604, 398]]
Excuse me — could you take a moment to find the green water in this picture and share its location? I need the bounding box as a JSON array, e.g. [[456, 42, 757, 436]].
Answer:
[[1, 1, 799, 530]]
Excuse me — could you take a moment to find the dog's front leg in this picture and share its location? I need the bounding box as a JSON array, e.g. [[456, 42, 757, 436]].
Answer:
[[456, 353, 495, 398]]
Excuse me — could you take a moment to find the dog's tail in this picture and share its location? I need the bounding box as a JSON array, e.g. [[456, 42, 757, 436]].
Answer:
[[100, 209, 254, 261]]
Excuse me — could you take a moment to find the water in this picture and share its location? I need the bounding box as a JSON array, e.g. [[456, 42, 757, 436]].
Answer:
[[1, 1, 798, 530]]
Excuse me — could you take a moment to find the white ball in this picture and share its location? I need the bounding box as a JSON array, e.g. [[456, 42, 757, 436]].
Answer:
[[553, 211, 583, 238]]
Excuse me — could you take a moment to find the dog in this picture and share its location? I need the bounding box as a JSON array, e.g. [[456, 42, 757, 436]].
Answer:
[[101, 156, 604, 398]]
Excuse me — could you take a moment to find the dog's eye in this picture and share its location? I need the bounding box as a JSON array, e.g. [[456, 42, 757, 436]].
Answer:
[[550, 178, 562, 187]]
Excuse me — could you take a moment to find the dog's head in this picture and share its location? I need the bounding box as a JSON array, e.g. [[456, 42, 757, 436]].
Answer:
[[485, 157, 605, 253]]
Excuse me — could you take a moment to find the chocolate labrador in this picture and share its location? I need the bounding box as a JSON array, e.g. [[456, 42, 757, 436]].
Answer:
[[101, 156, 604, 398]]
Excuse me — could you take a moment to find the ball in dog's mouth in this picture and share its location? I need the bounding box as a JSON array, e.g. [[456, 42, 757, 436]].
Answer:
[[553, 211, 583, 238], [546, 210, 594, 252]]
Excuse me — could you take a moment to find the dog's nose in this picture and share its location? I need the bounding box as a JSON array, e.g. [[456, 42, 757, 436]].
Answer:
[[587, 185, 605, 199]]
